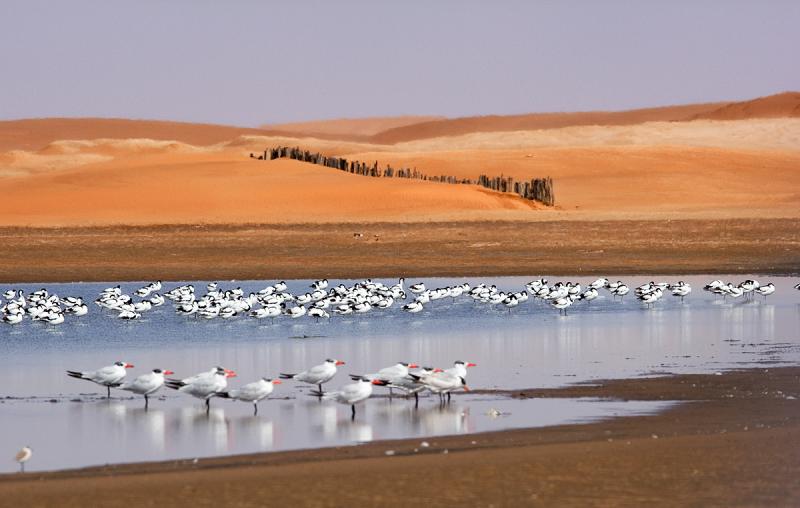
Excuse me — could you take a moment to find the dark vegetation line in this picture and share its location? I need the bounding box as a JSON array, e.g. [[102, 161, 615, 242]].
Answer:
[[252, 146, 555, 206]]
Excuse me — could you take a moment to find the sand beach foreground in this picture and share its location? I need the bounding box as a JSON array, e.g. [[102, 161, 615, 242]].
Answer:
[[1, 367, 797, 506]]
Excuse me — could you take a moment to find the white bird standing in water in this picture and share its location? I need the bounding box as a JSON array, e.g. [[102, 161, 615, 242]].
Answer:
[[312, 377, 386, 420], [218, 377, 282, 415], [66, 361, 134, 398]]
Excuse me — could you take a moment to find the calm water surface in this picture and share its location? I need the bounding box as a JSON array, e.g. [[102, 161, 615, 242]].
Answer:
[[1, 274, 798, 472]]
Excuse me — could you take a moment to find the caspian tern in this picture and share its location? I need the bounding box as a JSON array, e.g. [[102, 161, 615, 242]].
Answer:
[[313, 377, 386, 419], [219, 377, 282, 415], [280, 359, 344, 394], [409, 370, 469, 403], [164, 366, 236, 413], [350, 362, 419, 397], [116, 368, 174, 409], [445, 360, 477, 380], [388, 366, 442, 406], [66, 361, 134, 398]]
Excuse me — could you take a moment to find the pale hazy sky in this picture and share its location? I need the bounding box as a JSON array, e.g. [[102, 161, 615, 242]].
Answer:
[[1, 0, 798, 126]]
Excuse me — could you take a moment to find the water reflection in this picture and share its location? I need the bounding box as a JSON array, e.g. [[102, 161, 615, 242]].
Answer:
[[0, 394, 675, 473]]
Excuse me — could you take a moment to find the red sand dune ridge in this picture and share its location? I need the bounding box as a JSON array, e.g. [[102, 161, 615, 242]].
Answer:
[[367, 92, 800, 144], [1, 92, 797, 153], [262, 115, 444, 138], [690, 91, 800, 121]]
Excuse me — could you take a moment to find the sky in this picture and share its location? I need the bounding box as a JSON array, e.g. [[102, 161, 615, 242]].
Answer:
[[1, 0, 798, 126]]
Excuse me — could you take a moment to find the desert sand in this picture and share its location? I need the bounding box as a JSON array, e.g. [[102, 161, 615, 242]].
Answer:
[[0, 92, 798, 281], [1, 367, 797, 506]]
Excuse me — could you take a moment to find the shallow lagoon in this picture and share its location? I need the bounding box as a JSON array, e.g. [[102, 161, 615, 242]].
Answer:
[[1, 274, 798, 472]]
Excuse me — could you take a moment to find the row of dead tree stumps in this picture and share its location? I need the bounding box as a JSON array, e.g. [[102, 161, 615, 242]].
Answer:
[[251, 146, 555, 206]]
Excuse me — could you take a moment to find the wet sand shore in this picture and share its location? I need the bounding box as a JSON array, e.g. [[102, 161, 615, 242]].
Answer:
[[1, 367, 798, 506], [1, 218, 798, 283]]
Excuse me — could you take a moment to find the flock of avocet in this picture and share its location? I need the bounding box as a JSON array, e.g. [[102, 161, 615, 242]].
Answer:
[[65, 358, 477, 418], [2, 278, 795, 325]]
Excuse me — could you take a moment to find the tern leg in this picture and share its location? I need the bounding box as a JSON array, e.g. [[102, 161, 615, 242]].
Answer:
[[205, 398, 210, 414], [447, 392, 451, 403], [144, 394, 149, 410], [107, 385, 111, 398], [351, 404, 356, 420], [414, 392, 419, 409], [254, 402, 258, 416], [318, 383, 323, 394]]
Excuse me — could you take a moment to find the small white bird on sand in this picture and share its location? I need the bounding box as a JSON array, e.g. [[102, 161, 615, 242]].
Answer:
[[15, 446, 32, 473]]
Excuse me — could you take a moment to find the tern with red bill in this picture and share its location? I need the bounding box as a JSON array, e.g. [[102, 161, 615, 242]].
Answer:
[[280, 358, 344, 394], [165, 366, 236, 413], [409, 370, 469, 404], [350, 362, 420, 397], [445, 360, 477, 380], [388, 366, 442, 407], [66, 361, 134, 398], [312, 377, 387, 420], [116, 368, 174, 409], [218, 377, 282, 415]]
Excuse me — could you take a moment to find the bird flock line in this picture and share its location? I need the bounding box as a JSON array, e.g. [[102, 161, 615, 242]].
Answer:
[[2, 277, 792, 325]]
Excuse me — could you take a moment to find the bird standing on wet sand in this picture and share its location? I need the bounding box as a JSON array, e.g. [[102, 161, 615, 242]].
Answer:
[[14, 446, 32, 473]]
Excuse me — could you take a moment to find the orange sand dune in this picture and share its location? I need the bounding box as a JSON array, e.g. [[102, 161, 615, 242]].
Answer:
[[263, 116, 444, 139], [346, 145, 800, 218], [0, 118, 375, 153], [0, 155, 536, 227], [692, 92, 800, 121], [368, 92, 800, 144], [368, 103, 727, 144], [0, 118, 286, 152]]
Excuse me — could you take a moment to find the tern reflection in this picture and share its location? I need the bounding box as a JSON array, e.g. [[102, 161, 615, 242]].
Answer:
[[303, 400, 339, 439], [177, 406, 231, 453], [371, 398, 471, 436], [90, 401, 167, 451], [232, 417, 274, 450]]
